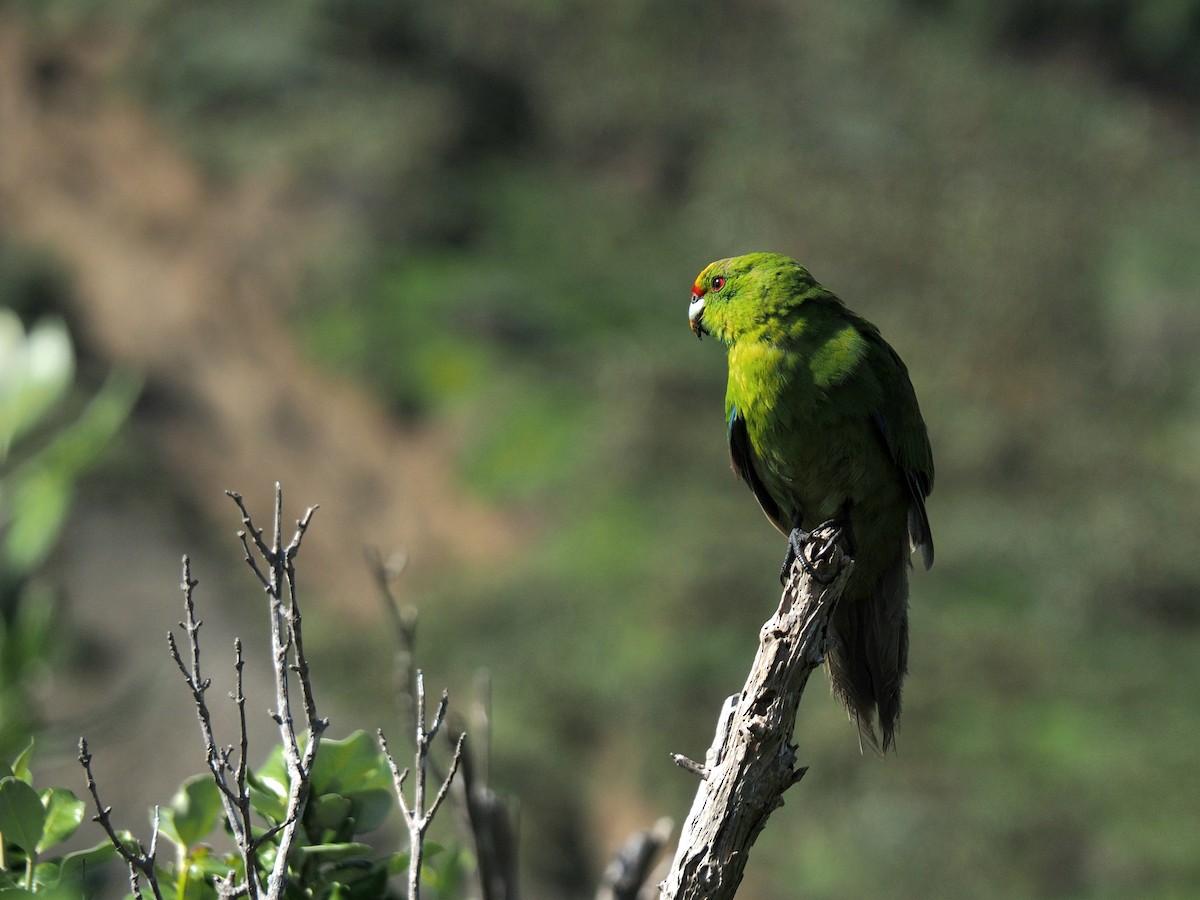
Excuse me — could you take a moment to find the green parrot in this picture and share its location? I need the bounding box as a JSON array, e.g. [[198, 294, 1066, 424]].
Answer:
[[688, 252, 934, 752]]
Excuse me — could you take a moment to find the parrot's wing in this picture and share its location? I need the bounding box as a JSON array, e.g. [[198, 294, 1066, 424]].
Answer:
[[863, 331, 935, 570], [872, 408, 934, 569], [728, 406, 787, 534]]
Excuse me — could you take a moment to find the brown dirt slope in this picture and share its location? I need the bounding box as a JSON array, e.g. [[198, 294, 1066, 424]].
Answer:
[[0, 17, 518, 616]]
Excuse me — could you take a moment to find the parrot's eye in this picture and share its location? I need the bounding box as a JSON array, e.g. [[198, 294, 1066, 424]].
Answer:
[[711, 276, 726, 292]]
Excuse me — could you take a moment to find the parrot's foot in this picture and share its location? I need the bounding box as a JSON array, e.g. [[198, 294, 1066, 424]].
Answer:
[[779, 529, 811, 583], [780, 521, 845, 585], [808, 518, 846, 563]]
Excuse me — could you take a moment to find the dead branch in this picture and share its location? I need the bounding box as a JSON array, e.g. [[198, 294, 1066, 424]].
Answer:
[[366, 547, 419, 740], [167, 556, 261, 897], [598, 817, 673, 900], [379, 670, 467, 900], [78, 738, 164, 900], [227, 485, 327, 898], [368, 550, 520, 900], [80, 486, 329, 899], [450, 671, 521, 900], [659, 527, 852, 899]]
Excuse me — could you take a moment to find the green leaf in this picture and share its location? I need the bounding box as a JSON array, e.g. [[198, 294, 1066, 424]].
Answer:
[[385, 851, 410, 875], [1, 467, 70, 575], [254, 743, 288, 789], [2, 371, 139, 571], [306, 792, 353, 833], [39, 838, 117, 883], [251, 734, 396, 834], [420, 843, 467, 894], [310, 731, 391, 796], [0, 776, 45, 854], [247, 751, 288, 824], [160, 775, 222, 849], [36, 788, 84, 852], [182, 843, 241, 881], [293, 841, 372, 862], [9, 741, 34, 785], [308, 732, 394, 833], [321, 860, 391, 897], [0, 576, 56, 684], [0, 312, 73, 456], [345, 788, 393, 835]]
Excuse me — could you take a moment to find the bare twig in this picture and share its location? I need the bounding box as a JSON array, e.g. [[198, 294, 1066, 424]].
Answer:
[[368, 553, 520, 899], [659, 525, 853, 899], [379, 670, 467, 900], [597, 817, 674, 900], [366, 547, 418, 734], [167, 556, 262, 898], [227, 485, 327, 898], [78, 738, 164, 900], [80, 486, 328, 900], [214, 874, 249, 899], [451, 675, 521, 900], [670, 754, 707, 778], [231, 638, 255, 857]]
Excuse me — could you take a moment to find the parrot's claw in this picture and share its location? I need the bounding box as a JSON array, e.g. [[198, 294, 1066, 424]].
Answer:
[[780, 522, 845, 585], [809, 519, 845, 563], [780, 529, 811, 583]]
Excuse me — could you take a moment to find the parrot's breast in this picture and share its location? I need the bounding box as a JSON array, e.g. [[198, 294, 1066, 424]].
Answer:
[[727, 335, 906, 542]]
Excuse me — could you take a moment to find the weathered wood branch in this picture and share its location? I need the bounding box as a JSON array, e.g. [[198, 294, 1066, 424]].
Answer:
[[367, 552, 520, 900], [598, 816, 673, 900], [659, 530, 852, 899]]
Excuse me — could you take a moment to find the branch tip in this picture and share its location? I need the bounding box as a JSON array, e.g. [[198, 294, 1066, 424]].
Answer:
[[671, 753, 708, 778]]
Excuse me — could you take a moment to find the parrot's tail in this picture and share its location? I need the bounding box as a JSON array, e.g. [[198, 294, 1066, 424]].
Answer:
[[826, 556, 909, 754]]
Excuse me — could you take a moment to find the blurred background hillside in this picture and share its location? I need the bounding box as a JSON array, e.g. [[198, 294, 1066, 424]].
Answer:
[[2, 0, 1199, 897]]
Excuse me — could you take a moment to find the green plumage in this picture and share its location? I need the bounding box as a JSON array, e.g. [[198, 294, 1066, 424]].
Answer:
[[689, 252, 934, 752]]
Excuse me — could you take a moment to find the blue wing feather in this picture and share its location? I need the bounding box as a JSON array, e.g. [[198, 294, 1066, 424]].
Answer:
[[728, 405, 787, 533]]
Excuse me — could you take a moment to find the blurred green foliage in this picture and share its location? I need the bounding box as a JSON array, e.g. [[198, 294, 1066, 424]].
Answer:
[[0, 279, 139, 759], [905, 0, 1200, 100], [11, 0, 1200, 896]]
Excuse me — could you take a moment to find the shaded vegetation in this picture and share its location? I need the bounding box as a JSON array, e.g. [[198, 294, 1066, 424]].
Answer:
[[0, 249, 138, 759], [907, 0, 1200, 101], [8, 0, 1200, 896]]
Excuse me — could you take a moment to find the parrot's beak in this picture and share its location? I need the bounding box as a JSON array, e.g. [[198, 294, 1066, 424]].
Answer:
[[689, 292, 707, 339]]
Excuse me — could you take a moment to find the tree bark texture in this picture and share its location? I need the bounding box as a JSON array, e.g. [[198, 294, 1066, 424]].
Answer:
[[660, 537, 851, 899]]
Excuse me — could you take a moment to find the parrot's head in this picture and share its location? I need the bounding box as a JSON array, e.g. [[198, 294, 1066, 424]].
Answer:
[[688, 252, 816, 345]]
